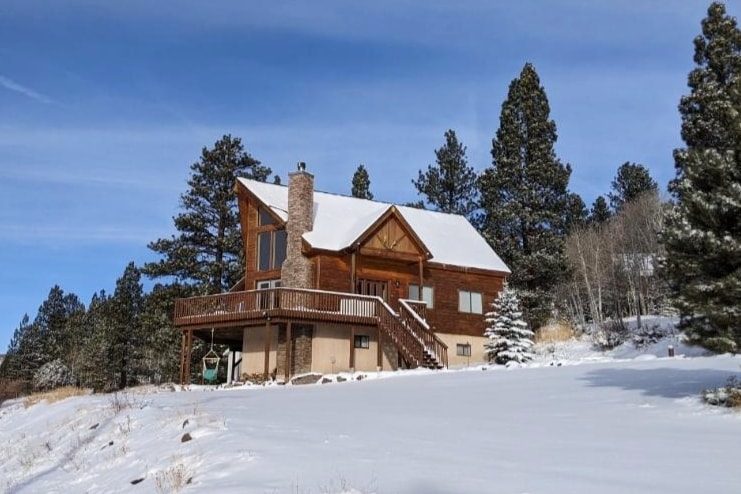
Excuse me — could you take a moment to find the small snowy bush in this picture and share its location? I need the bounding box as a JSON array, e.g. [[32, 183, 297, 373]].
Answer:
[[32, 359, 75, 391], [703, 376, 741, 408], [632, 323, 674, 349], [484, 285, 534, 365], [591, 320, 630, 350]]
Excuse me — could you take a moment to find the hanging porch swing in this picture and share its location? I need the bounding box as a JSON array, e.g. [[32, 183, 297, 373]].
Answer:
[[202, 329, 219, 383]]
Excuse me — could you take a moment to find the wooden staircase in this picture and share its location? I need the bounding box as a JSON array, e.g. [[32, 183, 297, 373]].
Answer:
[[375, 298, 448, 370]]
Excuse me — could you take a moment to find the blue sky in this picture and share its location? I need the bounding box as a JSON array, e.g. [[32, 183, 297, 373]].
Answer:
[[0, 0, 735, 350]]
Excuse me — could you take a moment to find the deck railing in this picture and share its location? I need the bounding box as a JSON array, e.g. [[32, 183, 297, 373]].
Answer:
[[174, 287, 447, 369], [174, 288, 380, 328]]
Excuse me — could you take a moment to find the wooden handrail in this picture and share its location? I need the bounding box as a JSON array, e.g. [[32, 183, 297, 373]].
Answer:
[[399, 299, 448, 369]]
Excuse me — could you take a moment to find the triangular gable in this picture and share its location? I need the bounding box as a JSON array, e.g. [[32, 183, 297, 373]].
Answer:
[[353, 206, 432, 260], [235, 179, 286, 226]]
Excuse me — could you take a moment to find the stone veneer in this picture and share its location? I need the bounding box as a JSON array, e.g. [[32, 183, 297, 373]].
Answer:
[[276, 324, 314, 376], [281, 169, 314, 289]]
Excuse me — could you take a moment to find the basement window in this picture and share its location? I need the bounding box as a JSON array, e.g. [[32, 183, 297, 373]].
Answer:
[[456, 343, 472, 357], [354, 335, 370, 349], [458, 290, 483, 314]]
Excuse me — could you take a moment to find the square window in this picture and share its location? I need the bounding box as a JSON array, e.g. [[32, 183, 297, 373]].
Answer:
[[458, 290, 483, 314], [354, 335, 370, 349], [456, 343, 472, 357], [408, 284, 434, 309]]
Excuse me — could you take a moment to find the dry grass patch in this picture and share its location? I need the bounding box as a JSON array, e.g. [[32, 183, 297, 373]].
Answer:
[[154, 461, 192, 493], [535, 321, 575, 344], [24, 386, 90, 408]]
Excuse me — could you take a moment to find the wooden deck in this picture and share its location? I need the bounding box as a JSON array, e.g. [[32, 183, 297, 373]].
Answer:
[[174, 287, 448, 382]]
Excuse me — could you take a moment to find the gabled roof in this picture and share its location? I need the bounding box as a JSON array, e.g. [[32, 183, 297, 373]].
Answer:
[[237, 178, 511, 274]]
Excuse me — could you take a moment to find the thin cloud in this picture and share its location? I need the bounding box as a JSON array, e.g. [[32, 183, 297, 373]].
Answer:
[[0, 75, 53, 104]]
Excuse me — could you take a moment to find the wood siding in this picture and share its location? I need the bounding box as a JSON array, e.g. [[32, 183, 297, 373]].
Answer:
[[237, 186, 506, 339]]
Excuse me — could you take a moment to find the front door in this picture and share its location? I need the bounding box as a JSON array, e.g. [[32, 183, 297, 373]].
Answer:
[[355, 278, 388, 301]]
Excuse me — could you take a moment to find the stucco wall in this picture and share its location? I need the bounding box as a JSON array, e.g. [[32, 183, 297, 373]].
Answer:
[[241, 325, 279, 377], [311, 324, 395, 374], [435, 333, 490, 367]]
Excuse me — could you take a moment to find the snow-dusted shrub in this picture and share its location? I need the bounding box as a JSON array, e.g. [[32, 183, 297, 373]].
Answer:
[[32, 360, 75, 391], [591, 320, 630, 350], [703, 376, 741, 408], [632, 323, 674, 349], [485, 285, 534, 365]]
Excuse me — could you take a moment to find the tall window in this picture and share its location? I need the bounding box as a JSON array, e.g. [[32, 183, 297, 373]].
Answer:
[[458, 290, 483, 314], [257, 229, 287, 271], [408, 284, 434, 309]]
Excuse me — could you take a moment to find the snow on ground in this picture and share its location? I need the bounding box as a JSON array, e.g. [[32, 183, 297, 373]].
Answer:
[[1, 339, 740, 494]]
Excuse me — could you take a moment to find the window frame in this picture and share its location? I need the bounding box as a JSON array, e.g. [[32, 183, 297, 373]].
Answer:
[[354, 334, 370, 349], [408, 284, 435, 309], [257, 229, 287, 272], [456, 343, 472, 357], [458, 290, 483, 314]]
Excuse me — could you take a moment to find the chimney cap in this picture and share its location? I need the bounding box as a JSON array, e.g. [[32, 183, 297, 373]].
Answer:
[[297, 161, 306, 171]]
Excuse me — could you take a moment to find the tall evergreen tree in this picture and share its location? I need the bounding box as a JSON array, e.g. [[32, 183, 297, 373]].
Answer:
[[589, 195, 612, 224], [351, 164, 374, 200], [143, 134, 271, 294], [484, 285, 534, 365], [0, 314, 32, 380], [412, 129, 478, 218], [608, 162, 658, 212], [479, 63, 574, 328], [107, 262, 146, 389], [662, 2, 741, 353]]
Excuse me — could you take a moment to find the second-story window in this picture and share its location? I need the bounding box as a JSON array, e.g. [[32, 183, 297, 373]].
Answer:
[[408, 284, 434, 309], [458, 290, 483, 314], [257, 229, 287, 271]]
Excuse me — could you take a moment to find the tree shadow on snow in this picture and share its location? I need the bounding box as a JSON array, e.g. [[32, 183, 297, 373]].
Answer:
[[580, 367, 740, 399]]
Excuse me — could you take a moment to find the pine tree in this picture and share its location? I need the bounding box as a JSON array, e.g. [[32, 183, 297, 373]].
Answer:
[[140, 283, 195, 383], [484, 285, 534, 365], [143, 134, 271, 294], [412, 129, 478, 218], [76, 290, 112, 390], [351, 164, 374, 199], [479, 63, 574, 329], [0, 314, 32, 380], [107, 262, 146, 389], [608, 162, 658, 212], [589, 196, 612, 224], [662, 2, 741, 353]]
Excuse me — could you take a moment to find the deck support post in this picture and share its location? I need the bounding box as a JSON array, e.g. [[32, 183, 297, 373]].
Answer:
[[285, 321, 292, 383], [180, 330, 193, 385], [264, 320, 271, 381], [377, 326, 383, 370], [349, 325, 356, 370]]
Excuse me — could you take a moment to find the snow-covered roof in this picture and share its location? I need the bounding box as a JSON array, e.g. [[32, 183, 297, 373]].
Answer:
[[238, 178, 510, 273]]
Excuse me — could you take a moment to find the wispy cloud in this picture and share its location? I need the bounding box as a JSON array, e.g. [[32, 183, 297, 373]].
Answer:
[[0, 75, 53, 104]]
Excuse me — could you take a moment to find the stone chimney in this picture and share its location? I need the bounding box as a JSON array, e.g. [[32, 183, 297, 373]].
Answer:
[[281, 162, 314, 288]]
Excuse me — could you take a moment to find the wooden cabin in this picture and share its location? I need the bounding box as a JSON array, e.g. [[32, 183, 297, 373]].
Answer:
[[173, 166, 510, 383]]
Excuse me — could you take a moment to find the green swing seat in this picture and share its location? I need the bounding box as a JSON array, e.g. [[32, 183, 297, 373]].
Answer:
[[202, 351, 220, 383]]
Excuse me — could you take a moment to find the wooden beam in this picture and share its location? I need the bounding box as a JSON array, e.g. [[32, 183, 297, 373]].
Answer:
[[350, 251, 356, 292], [263, 320, 271, 381], [377, 326, 383, 370], [285, 322, 292, 383], [418, 257, 424, 298], [349, 325, 356, 371]]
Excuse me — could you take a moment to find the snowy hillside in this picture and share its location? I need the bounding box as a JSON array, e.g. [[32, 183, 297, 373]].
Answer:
[[1, 344, 740, 494]]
